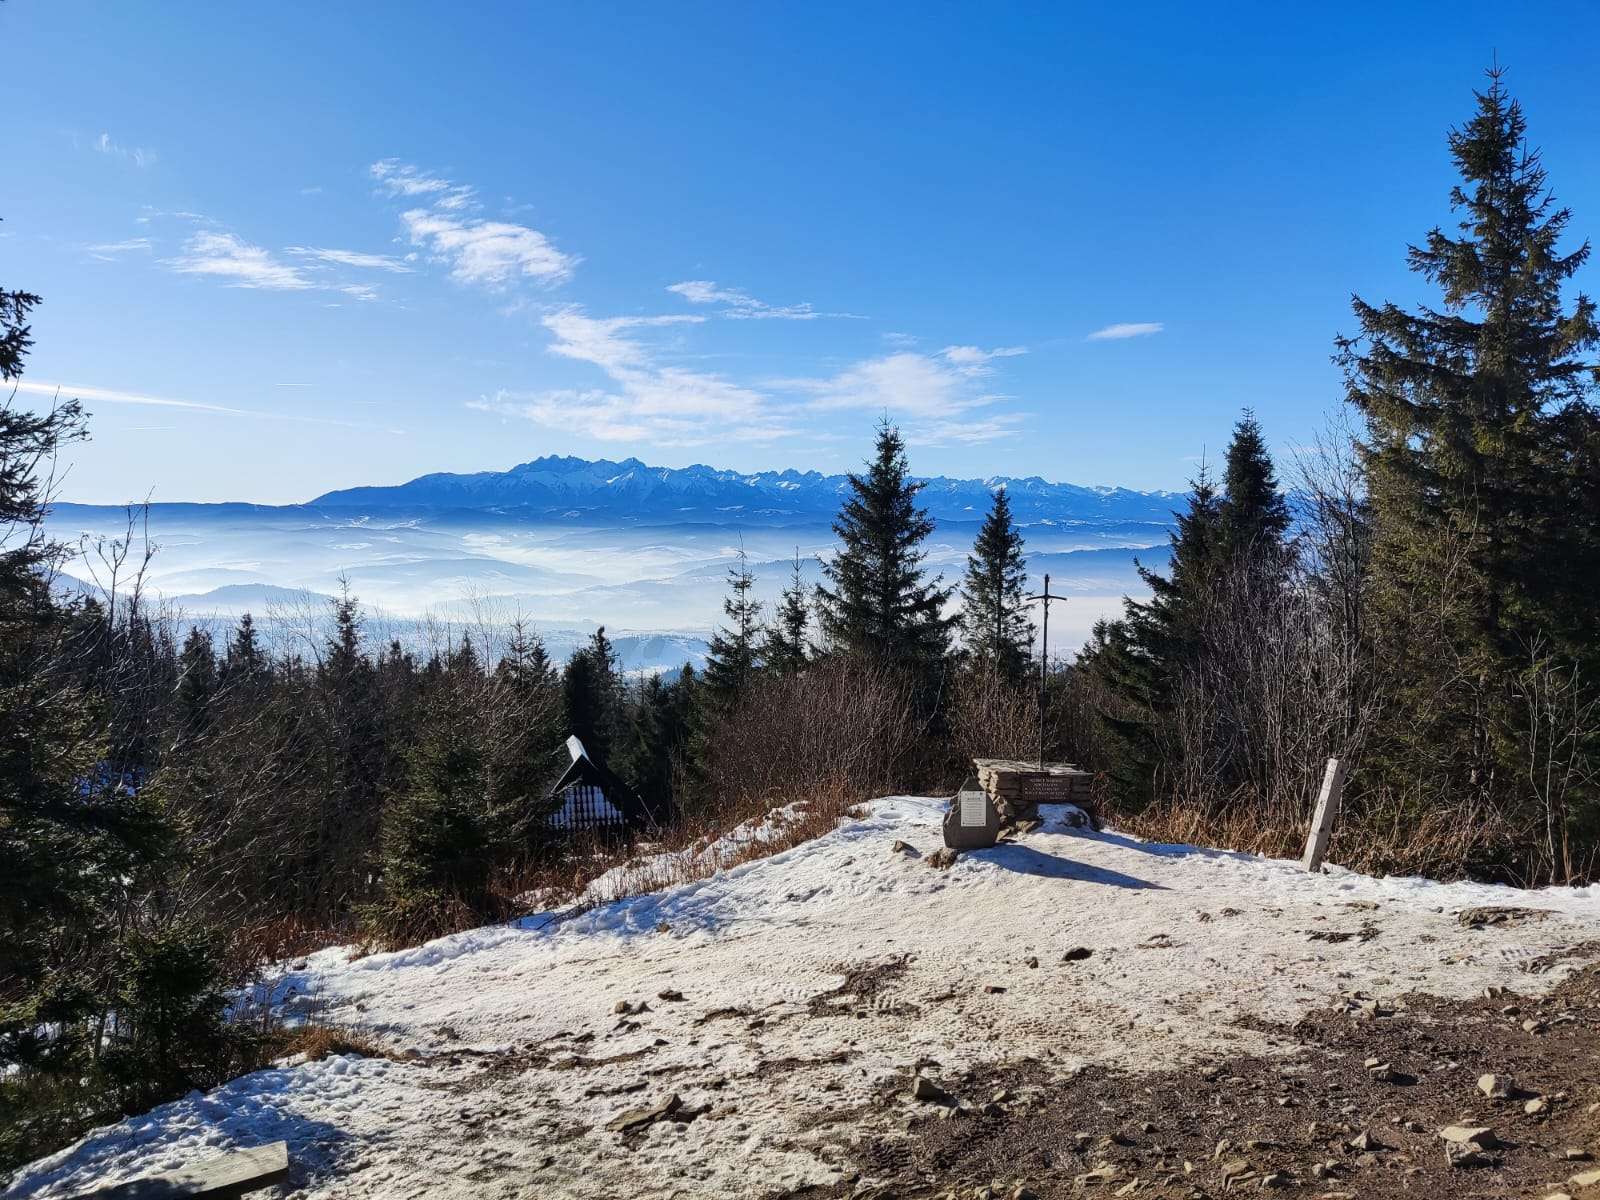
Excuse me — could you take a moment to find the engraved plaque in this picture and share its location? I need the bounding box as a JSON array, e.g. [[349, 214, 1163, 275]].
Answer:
[[959, 790, 987, 827]]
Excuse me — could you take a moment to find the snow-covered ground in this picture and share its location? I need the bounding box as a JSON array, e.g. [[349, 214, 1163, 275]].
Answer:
[[9, 798, 1598, 1199]]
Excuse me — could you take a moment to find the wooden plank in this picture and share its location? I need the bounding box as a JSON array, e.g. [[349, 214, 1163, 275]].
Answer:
[[83, 1141, 289, 1199], [1301, 757, 1347, 873]]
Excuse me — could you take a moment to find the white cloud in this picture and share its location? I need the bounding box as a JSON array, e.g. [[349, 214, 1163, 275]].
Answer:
[[169, 233, 383, 300], [402, 209, 577, 287], [6, 380, 392, 430], [1087, 322, 1164, 341], [938, 344, 1027, 376], [370, 159, 576, 289], [370, 158, 474, 207], [170, 232, 313, 290], [93, 131, 156, 168], [288, 246, 413, 273], [667, 279, 859, 320], [780, 348, 1027, 445], [84, 238, 153, 261], [469, 306, 788, 446]]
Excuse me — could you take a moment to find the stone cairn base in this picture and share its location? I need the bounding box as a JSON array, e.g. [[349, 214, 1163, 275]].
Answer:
[[974, 758, 1095, 824]]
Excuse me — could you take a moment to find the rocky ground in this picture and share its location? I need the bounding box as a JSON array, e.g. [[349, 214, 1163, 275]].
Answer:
[[793, 956, 1600, 1199]]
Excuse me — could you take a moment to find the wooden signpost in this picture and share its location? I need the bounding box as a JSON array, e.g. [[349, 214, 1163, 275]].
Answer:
[[1301, 757, 1346, 873]]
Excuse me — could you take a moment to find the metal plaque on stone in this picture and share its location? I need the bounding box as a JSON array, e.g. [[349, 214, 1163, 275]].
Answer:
[[943, 775, 1000, 849]]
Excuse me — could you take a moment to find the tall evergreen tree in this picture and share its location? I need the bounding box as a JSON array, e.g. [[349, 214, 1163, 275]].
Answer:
[[562, 626, 622, 761], [1337, 68, 1600, 811], [958, 486, 1034, 682], [1216, 410, 1290, 564], [816, 420, 954, 671], [702, 548, 760, 710], [761, 550, 811, 675], [1081, 464, 1224, 803]]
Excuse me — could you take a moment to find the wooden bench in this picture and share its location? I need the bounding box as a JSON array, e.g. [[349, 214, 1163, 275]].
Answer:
[[79, 1141, 289, 1200]]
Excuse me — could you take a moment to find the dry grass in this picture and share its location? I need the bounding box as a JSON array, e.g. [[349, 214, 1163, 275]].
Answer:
[[267, 1021, 392, 1063], [1112, 784, 1585, 886]]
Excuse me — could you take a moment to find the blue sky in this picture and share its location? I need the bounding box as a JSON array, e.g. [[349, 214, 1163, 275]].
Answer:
[[6, 1, 1598, 504]]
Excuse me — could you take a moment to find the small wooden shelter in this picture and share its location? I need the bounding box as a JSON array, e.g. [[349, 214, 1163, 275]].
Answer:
[[546, 735, 659, 836]]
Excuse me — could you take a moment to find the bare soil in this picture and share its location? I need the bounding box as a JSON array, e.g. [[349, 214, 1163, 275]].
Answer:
[[783, 961, 1600, 1199]]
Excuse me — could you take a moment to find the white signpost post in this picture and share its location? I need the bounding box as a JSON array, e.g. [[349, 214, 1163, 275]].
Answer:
[[1302, 757, 1347, 873]]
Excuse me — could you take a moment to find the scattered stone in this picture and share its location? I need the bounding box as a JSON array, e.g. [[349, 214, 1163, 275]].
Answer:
[[1458, 905, 1550, 928], [1024, 956, 1039, 969], [1477, 1072, 1515, 1099], [1259, 1173, 1289, 1189], [1564, 1149, 1592, 1161], [1439, 1125, 1497, 1147], [1347, 1130, 1384, 1152], [1571, 1167, 1600, 1188], [606, 1093, 682, 1133], [1062, 946, 1094, 963], [656, 989, 685, 1002], [1526, 1097, 1550, 1115], [1523, 1017, 1548, 1034], [927, 847, 960, 870], [890, 839, 919, 857], [1218, 1158, 1253, 1186], [1444, 1140, 1500, 1168], [912, 1075, 954, 1105], [984, 985, 1007, 994], [1010, 1187, 1039, 1200], [613, 999, 633, 1015]]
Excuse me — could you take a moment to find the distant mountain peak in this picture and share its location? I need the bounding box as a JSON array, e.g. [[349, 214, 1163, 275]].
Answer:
[[310, 454, 1180, 526]]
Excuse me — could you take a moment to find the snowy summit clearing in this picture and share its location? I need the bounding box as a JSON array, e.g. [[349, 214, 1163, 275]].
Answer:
[[10, 798, 1598, 1199]]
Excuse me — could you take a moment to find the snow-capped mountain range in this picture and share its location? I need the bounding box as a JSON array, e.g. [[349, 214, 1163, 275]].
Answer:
[[310, 454, 1182, 525]]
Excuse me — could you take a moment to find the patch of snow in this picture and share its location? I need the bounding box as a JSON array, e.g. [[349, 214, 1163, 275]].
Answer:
[[11, 797, 1598, 1199]]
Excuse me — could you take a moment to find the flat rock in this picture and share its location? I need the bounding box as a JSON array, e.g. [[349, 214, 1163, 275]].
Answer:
[[912, 1075, 954, 1104], [607, 1093, 682, 1133], [1062, 946, 1093, 962], [1439, 1125, 1496, 1147], [890, 839, 919, 857], [1477, 1072, 1515, 1099], [1444, 1140, 1500, 1168], [1571, 1167, 1600, 1188]]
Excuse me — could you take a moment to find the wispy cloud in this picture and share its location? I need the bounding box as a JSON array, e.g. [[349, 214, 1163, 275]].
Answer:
[[470, 306, 788, 446], [401, 209, 577, 287], [168, 232, 388, 300], [84, 238, 153, 261], [6, 380, 399, 431], [938, 344, 1027, 376], [371, 159, 577, 288], [170, 232, 314, 290], [288, 246, 413, 273], [370, 159, 475, 210], [1087, 321, 1163, 341], [93, 131, 156, 168], [667, 279, 860, 321], [780, 347, 1027, 444]]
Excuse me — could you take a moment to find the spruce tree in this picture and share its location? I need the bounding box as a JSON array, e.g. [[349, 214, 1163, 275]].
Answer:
[[1338, 68, 1600, 813], [702, 548, 760, 711], [816, 420, 954, 671], [1216, 410, 1290, 564], [562, 626, 621, 761], [1083, 463, 1224, 803], [761, 550, 811, 675], [958, 486, 1034, 682]]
